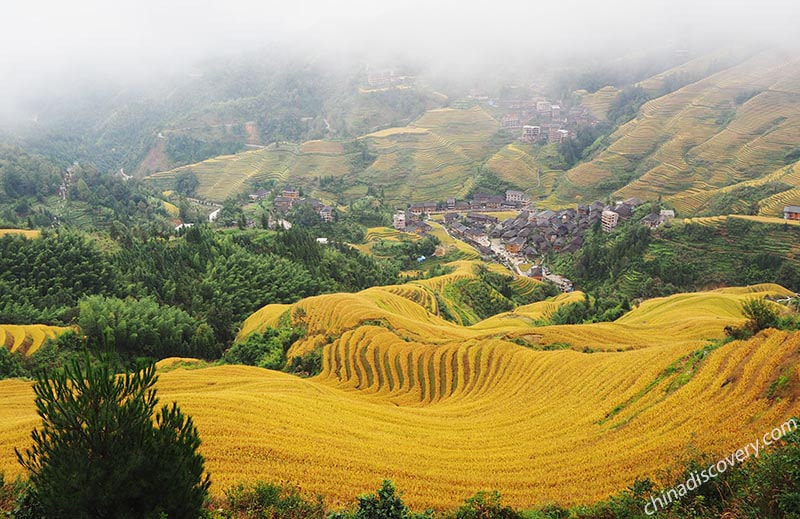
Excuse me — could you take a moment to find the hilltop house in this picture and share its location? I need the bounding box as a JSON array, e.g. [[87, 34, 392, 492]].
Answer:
[[249, 189, 270, 201], [601, 209, 619, 233], [640, 213, 661, 229], [409, 202, 437, 216], [501, 114, 522, 130], [505, 190, 529, 204], [451, 222, 469, 236], [785, 206, 800, 221], [471, 194, 504, 209], [367, 68, 397, 87], [281, 188, 300, 199], [546, 273, 573, 292], [528, 265, 544, 279], [521, 125, 541, 142], [273, 196, 295, 211]]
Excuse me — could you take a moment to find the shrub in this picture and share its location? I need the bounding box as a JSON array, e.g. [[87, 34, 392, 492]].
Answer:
[[223, 481, 325, 519], [347, 480, 432, 519], [289, 346, 324, 377], [0, 347, 25, 380], [223, 326, 304, 370], [741, 297, 780, 333], [454, 490, 522, 519]]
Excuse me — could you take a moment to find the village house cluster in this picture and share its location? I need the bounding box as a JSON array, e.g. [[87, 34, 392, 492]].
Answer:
[[393, 189, 532, 233], [483, 198, 647, 259], [365, 67, 415, 88], [395, 192, 676, 291], [252, 187, 334, 222], [496, 97, 595, 145]]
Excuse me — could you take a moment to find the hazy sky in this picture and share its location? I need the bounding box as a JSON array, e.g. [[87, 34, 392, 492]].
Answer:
[[1, 0, 798, 103]]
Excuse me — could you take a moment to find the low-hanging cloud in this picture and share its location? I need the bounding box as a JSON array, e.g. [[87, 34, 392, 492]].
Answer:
[[1, 0, 798, 115]]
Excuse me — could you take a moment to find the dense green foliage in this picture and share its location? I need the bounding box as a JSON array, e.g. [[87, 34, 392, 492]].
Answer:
[[344, 196, 392, 228], [553, 218, 800, 303], [0, 146, 61, 202], [477, 266, 560, 305], [557, 122, 612, 168], [467, 170, 520, 199], [16, 354, 210, 518], [78, 296, 217, 359], [0, 231, 115, 323], [450, 279, 514, 321], [0, 331, 87, 381], [0, 347, 26, 380], [607, 86, 653, 125], [453, 491, 522, 519], [0, 145, 173, 230], [549, 293, 631, 326], [174, 170, 200, 196], [0, 225, 399, 358], [702, 182, 791, 216], [372, 236, 439, 269], [222, 325, 304, 370]]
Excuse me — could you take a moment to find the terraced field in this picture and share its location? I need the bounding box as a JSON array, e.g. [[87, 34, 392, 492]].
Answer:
[[1, 282, 796, 510], [147, 107, 503, 204], [0, 229, 40, 239], [350, 227, 422, 256], [578, 86, 620, 120], [682, 214, 800, 228], [162, 201, 180, 217], [146, 143, 353, 202], [412, 107, 500, 161], [0, 324, 71, 355], [667, 159, 800, 214], [484, 144, 564, 200], [424, 222, 479, 259], [0, 272, 796, 510], [550, 51, 800, 213], [358, 126, 478, 204]]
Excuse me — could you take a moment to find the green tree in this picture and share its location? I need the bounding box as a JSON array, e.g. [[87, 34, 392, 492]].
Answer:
[[76, 178, 91, 202], [174, 171, 200, 196], [741, 297, 780, 333], [15, 354, 210, 518], [354, 480, 430, 519]]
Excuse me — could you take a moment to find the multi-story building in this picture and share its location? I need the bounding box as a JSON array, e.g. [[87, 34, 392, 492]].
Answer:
[[601, 209, 619, 233]]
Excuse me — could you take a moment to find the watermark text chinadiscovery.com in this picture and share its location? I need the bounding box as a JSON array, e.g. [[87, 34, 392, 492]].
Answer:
[[645, 418, 798, 515]]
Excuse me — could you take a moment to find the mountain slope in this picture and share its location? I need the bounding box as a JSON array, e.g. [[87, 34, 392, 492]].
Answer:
[[551, 51, 800, 211], [147, 107, 501, 203], [0, 283, 797, 510]]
